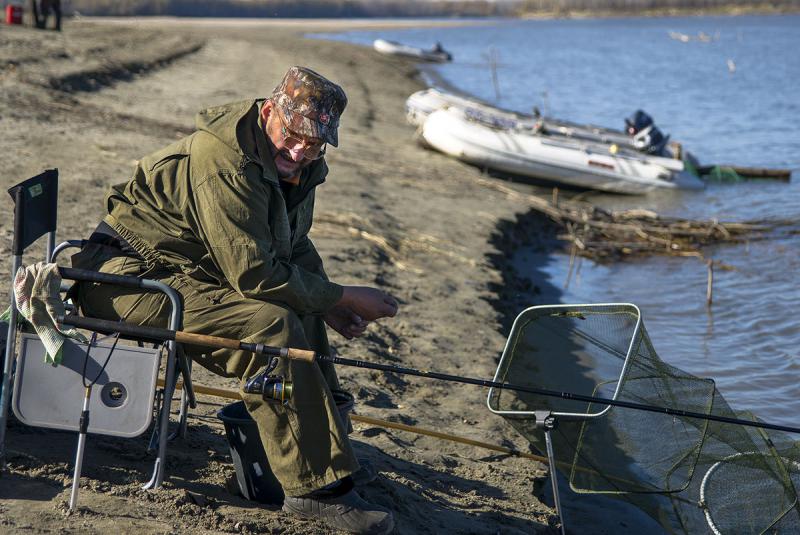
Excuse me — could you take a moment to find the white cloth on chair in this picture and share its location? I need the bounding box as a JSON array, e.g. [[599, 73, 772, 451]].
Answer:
[[13, 262, 86, 365]]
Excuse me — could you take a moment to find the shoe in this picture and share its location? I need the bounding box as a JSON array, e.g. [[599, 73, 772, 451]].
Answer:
[[352, 459, 379, 487], [282, 487, 394, 535]]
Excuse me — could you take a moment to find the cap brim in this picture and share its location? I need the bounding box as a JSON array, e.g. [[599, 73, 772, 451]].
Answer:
[[280, 106, 339, 147]]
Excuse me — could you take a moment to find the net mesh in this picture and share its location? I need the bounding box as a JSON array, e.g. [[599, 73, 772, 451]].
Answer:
[[488, 304, 800, 534]]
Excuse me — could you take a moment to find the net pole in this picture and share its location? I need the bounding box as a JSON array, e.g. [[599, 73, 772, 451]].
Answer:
[[545, 427, 566, 535]]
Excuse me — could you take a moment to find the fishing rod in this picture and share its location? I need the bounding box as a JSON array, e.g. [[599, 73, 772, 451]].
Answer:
[[58, 314, 800, 436]]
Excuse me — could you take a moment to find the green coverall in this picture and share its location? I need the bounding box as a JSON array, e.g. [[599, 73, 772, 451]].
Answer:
[[72, 99, 359, 496]]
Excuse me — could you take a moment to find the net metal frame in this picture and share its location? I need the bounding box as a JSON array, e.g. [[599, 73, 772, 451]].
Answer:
[[486, 303, 800, 534], [487, 303, 643, 422]]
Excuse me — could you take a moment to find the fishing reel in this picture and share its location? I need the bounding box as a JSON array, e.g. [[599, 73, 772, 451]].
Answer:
[[243, 357, 293, 405]]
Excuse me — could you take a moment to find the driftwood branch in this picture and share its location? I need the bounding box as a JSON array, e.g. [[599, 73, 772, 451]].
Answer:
[[473, 176, 795, 262]]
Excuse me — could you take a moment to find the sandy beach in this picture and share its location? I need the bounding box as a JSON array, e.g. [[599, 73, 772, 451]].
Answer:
[[0, 17, 603, 534]]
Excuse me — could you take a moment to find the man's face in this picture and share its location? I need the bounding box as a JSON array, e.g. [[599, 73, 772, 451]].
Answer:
[[261, 101, 324, 180]]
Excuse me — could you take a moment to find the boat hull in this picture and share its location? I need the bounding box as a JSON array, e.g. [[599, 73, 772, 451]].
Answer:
[[421, 109, 703, 194], [407, 88, 648, 150], [373, 39, 451, 63]]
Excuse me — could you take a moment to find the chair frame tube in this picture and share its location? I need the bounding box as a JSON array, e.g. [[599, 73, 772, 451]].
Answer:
[[0, 253, 23, 468]]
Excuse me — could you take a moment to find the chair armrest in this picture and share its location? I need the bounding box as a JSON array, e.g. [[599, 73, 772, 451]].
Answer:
[[50, 240, 86, 263], [59, 266, 149, 289]]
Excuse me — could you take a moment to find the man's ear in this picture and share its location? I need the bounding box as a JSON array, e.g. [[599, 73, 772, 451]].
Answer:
[[260, 100, 273, 125]]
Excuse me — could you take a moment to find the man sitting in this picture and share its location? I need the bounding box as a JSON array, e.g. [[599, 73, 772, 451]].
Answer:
[[72, 66, 398, 534]]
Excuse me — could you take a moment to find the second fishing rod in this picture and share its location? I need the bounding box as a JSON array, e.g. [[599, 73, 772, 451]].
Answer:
[[57, 313, 800, 436]]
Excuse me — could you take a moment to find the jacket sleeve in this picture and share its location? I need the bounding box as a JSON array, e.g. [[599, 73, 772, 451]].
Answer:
[[292, 234, 328, 280], [191, 167, 342, 314]]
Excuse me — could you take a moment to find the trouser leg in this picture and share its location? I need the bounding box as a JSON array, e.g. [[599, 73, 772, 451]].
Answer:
[[299, 310, 339, 391], [231, 303, 356, 496], [72, 249, 358, 496]]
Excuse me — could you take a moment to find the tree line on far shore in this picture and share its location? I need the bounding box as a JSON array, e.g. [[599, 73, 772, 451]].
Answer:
[[65, 0, 515, 17], [62, 0, 799, 18]]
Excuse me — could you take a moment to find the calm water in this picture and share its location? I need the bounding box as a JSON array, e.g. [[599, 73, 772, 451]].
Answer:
[[316, 15, 800, 427]]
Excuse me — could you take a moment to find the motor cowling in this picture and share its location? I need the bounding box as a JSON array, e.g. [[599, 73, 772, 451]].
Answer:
[[625, 110, 654, 135], [625, 110, 670, 156]]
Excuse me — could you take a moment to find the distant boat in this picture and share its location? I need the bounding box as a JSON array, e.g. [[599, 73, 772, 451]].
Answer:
[[420, 107, 703, 194], [668, 31, 691, 43], [668, 30, 718, 43], [373, 39, 452, 63], [406, 88, 675, 157]]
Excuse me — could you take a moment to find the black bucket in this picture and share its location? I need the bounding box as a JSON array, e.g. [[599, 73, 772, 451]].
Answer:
[[218, 389, 355, 504], [332, 389, 355, 435]]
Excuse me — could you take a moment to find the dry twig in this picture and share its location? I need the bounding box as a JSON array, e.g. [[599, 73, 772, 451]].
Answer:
[[472, 177, 794, 262]]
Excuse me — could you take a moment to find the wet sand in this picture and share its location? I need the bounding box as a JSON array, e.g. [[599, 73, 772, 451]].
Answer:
[[0, 17, 608, 534]]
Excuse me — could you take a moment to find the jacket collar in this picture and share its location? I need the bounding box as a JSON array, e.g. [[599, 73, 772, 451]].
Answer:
[[194, 99, 328, 190], [194, 99, 276, 184]]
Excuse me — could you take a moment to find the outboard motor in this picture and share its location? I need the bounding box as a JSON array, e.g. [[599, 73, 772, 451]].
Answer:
[[625, 110, 654, 136], [433, 42, 452, 61], [625, 110, 670, 156]]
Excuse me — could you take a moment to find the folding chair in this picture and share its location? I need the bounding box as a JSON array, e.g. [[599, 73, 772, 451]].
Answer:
[[0, 169, 195, 490]]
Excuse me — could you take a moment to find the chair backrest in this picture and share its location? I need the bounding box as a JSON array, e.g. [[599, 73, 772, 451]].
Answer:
[[1, 169, 59, 467], [8, 169, 58, 257], [2, 169, 59, 390]]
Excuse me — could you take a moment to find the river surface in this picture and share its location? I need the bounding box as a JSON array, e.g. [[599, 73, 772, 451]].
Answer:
[[314, 15, 800, 428]]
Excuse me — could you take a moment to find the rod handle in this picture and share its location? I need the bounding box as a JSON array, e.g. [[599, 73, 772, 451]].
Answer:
[[174, 331, 240, 350], [286, 348, 316, 362]]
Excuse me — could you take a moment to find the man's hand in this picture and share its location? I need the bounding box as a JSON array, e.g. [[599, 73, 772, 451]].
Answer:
[[337, 286, 399, 322], [324, 304, 369, 340]]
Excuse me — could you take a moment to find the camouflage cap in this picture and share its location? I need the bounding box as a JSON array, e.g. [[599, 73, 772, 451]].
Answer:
[[271, 66, 347, 147]]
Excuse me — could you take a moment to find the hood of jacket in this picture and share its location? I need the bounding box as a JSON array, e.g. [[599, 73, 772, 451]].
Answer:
[[194, 98, 326, 192], [195, 98, 263, 167]]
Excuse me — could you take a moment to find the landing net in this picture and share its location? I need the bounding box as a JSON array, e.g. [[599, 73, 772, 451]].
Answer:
[[487, 304, 800, 534]]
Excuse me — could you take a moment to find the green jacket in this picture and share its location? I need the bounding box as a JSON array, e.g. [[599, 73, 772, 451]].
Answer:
[[103, 99, 343, 314]]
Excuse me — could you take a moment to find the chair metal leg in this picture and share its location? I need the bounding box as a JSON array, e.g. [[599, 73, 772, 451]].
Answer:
[[69, 385, 93, 510], [143, 339, 178, 490], [175, 390, 190, 440], [142, 281, 182, 490], [147, 389, 164, 453], [0, 255, 22, 469], [174, 358, 193, 439]]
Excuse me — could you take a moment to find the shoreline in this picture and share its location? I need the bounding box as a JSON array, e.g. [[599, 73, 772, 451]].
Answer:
[[75, 15, 504, 29], [68, 5, 800, 26], [0, 18, 572, 535]]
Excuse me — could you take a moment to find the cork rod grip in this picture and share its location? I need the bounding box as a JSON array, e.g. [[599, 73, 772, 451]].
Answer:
[[174, 331, 241, 350], [286, 348, 317, 362]]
